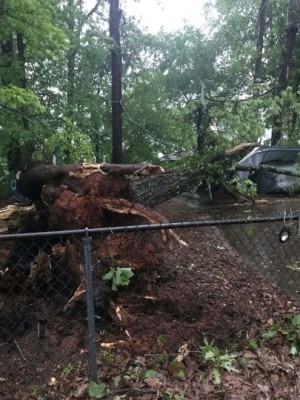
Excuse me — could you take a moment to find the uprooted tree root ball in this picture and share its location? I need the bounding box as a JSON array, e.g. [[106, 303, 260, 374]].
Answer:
[[0, 162, 184, 332]]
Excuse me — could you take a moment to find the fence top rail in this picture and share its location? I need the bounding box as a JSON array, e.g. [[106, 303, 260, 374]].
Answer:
[[0, 214, 298, 241]]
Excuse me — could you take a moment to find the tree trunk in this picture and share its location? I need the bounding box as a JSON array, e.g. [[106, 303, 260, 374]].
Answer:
[[66, 0, 77, 119], [16, 32, 35, 165], [196, 104, 208, 152], [109, 0, 123, 163], [65, 1, 103, 120], [1, 33, 33, 172], [14, 162, 164, 201], [254, 0, 268, 82], [271, 0, 300, 145], [1, 37, 21, 173], [0, 37, 14, 86]]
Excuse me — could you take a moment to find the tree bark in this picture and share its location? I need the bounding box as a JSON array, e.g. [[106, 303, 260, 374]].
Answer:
[[196, 104, 208, 152], [1, 33, 34, 172], [16, 32, 35, 164], [272, 0, 300, 145], [109, 0, 123, 163], [0, 37, 14, 86], [0, 204, 36, 234], [1, 37, 21, 173], [254, 0, 268, 82], [66, 0, 77, 119], [15, 162, 164, 200]]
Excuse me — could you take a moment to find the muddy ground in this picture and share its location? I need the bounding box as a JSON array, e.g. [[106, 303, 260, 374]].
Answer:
[[1, 192, 300, 399]]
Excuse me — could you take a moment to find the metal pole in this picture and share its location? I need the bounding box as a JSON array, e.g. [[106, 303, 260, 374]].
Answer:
[[82, 231, 98, 382]]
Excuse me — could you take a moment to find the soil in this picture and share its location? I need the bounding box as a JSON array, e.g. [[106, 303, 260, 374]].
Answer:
[[1, 193, 300, 399]]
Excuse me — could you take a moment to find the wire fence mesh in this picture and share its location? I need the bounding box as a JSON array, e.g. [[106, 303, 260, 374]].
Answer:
[[1, 215, 300, 393]]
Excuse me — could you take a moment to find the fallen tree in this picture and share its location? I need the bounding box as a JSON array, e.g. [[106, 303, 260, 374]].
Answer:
[[0, 161, 186, 314], [133, 141, 260, 205], [1, 142, 261, 232], [0, 141, 260, 315]]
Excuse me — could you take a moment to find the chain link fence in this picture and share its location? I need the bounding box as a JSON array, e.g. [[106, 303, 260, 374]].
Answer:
[[1, 214, 300, 393]]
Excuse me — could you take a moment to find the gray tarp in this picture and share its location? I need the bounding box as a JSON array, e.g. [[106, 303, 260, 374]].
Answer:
[[237, 146, 300, 193]]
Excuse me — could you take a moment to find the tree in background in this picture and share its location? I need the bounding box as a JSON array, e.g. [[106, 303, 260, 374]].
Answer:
[[254, 0, 268, 83], [109, 0, 123, 163], [3, 0, 300, 195], [0, 0, 65, 177], [272, 0, 300, 144]]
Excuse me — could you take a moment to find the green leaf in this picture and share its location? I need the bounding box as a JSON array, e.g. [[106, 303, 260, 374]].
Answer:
[[262, 323, 280, 340], [212, 368, 221, 385], [291, 315, 300, 327], [144, 369, 157, 378], [203, 350, 216, 360], [88, 381, 107, 398], [114, 375, 121, 387], [289, 343, 298, 356], [103, 270, 114, 281], [157, 334, 167, 346], [103, 268, 134, 291], [118, 268, 134, 285], [246, 226, 254, 237], [168, 359, 185, 377]]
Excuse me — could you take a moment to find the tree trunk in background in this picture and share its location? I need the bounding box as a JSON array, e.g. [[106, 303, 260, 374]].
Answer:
[[1, 34, 32, 172], [16, 32, 35, 164], [0, 37, 14, 86], [196, 104, 208, 153], [1, 38, 20, 172], [109, 0, 123, 163], [66, 0, 77, 120], [271, 0, 300, 145], [254, 0, 268, 82]]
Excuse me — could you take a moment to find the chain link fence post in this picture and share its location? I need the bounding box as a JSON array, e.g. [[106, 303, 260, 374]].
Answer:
[[82, 229, 98, 383]]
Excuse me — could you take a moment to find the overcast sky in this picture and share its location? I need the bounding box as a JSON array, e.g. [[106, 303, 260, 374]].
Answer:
[[122, 0, 209, 33], [85, 0, 209, 33]]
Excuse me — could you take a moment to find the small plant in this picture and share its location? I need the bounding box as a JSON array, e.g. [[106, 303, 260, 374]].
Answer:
[[287, 260, 300, 271], [247, 338, 258, 350], [199, 338, 238, 384], [103, 267, 134, 291], [163, 388, 186, 399], [167, 358, 185, 378], [158, 350, 168, 363], [97, 349, 115, 365], [88, 381, 108, 398], [63, 362, 74, 375], [230, 176, 257, 198], [239, 356, 249, 367], [157, 334, 167, 346], [123, 364, 143, 383], [262, 314, 300, 355], [113, 375, 121, 387], [31, 386, 45, 400]]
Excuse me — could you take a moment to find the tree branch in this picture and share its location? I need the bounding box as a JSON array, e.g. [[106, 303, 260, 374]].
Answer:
[[123, 109, 173, 148], [85, 0, 102, 19], [237, 164, 300, 177], [0, 103, 53, 131]]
